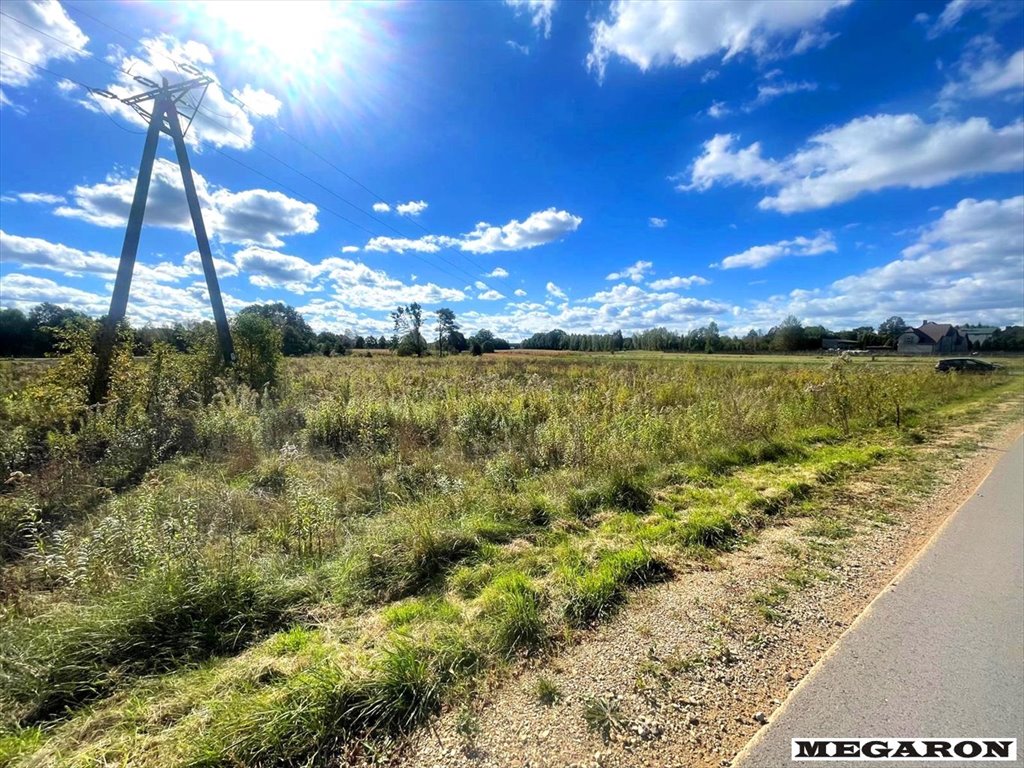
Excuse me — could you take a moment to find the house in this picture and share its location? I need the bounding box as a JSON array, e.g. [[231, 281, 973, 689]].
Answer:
[[960, 326, 999, 348], [897, 322, 969, 355]]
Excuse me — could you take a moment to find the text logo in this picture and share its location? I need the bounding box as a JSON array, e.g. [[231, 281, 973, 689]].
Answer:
[[791, 738, 1017, 761]]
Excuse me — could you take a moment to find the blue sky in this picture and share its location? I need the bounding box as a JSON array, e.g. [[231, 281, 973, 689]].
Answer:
[[1, 0, 1022, 339]]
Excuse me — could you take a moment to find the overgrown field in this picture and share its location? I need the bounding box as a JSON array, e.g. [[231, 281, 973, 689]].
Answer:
[[0, 345, 1016, 766]]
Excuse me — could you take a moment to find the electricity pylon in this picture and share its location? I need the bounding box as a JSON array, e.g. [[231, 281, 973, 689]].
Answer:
[[91, 75, 234, 402]]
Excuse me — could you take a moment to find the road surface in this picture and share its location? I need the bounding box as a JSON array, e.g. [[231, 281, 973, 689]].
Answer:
[[733, 434, 1024, 767]]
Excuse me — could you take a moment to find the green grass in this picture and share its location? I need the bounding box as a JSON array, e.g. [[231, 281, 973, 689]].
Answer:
[[0, 566, 305, 726], [562, 544, 669, 626]]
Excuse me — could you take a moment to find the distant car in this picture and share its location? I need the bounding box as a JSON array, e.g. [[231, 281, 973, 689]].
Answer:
[[935, 358, 1001, 373]]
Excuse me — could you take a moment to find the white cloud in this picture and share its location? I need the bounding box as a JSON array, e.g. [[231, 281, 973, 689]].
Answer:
[[0, 229, 217, 287], [736, 196, 1024, 330], [0, 273, 107, 313], [680, 114, 1024, 212], [514, 288, 527, 297], [487, 267, 510, 278], [84, 35, 278, 150], [714, 231, 836, 269], [921, 0, 984, 38], [0, 0, 88, 90], [319, 257, 466, 311], [507, 40, 531, 55], [478, 289, 505, 301], [505, 0, 557, 38], [364, 235, 452, 254], [605, 260, 653, 282], [546, 281, 567, 299], [182, 250, 239, 278], [938, 39, 1024, 104], [586, 0, 850, 80], [707, 101, 730, 119], [396, 200, 428, 216], [0, 268, 248, 328], [231, 85, 281, 117], [460, 208, 582, 253], [474, 280, 489, 290], [55, 159, 318, 246], [15, 192, 65, 205], [234, 246, 321, 293], [372, 202, 391, 213], [648, 274, 710, 290], [1, 230, 119, 276], [341, 245, 360, 253], [749, 79, 817, 108], [648, 217, 668, 228]]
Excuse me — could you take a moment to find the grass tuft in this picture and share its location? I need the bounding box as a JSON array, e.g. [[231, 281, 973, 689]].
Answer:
[[478, 571, 546, 657], [563, 544, 668, 627]]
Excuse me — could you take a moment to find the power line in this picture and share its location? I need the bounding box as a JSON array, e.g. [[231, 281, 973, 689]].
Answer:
[[188, 104, 482, 283], [59, 2, 492, 275], [4, 14, 489, 287], [0, 49, 144, 134], [0, 9, 134, 80]]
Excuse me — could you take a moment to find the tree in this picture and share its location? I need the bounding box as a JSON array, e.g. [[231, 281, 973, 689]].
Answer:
[[232, 313, 282, 390], [237, 303, 316, 356], [878, 316, 909, 343], [391, 302, 426, 357], [448, 330, 468, 353], [470, 341, 483, 356], [435, 307, 460, 357], [771, 315, 805, 352]]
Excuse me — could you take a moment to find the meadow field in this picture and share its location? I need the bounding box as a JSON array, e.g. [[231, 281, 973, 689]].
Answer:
[[0, 346, 1018, 766]]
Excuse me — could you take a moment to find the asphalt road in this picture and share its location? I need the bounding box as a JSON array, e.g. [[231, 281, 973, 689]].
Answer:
[[734, 435, 1024, 767]]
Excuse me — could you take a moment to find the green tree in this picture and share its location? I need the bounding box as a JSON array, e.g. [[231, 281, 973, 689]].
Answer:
[[771, 315, 805, 352], [878, 316, 909, 343], [391, 303, 426, 357], [237, 303, 315, 356], [435, 307, 460, 357], [232, 314, 282, 391]]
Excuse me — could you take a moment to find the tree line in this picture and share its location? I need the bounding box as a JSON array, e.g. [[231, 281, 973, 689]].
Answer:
[[2, 304, 1022, 358]]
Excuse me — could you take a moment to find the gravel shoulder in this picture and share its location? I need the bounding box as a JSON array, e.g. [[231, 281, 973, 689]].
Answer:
[[389, 394, 1024, 768]]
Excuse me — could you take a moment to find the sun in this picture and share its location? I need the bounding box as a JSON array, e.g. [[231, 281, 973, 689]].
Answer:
[[197, 1, 352, 70]]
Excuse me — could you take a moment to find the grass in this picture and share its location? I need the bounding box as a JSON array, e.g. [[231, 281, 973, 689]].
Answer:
[[535, 676, 561, 706], [0, 351, 1017, 765], [0, 565, 305, 726], [562, 544, 669, 627]]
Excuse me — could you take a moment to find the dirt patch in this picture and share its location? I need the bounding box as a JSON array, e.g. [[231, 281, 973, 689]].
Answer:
[[386, 395, 1023, 768]]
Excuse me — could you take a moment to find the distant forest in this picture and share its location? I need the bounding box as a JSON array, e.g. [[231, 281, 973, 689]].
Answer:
[[2, 302, 1022, 357]]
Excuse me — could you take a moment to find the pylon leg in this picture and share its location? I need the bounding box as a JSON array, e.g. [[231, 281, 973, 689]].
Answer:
[[165, 99, 234, 365], [91, 99, 167, 403]]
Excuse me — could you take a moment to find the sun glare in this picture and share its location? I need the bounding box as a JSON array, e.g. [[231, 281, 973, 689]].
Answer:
[[198, 1, 350, 70]]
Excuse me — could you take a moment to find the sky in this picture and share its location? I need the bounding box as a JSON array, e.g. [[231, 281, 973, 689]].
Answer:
[[0, 0, 1022, 340]]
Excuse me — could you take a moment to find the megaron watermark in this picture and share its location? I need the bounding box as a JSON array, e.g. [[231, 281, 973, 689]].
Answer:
[[791, 738, 1017, 761]]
